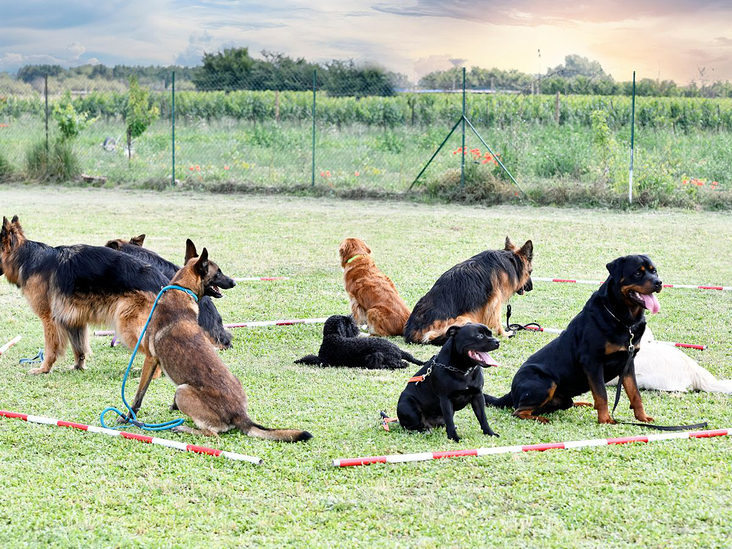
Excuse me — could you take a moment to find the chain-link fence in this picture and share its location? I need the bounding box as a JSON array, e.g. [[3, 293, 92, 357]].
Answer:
[[1, 66, 731, 199]]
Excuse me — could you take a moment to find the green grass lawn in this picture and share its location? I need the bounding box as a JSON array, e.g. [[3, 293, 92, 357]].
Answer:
[[1, 185, 731, 547]]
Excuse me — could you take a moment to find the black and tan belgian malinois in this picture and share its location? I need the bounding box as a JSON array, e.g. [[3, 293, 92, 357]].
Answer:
[[128, 239, 312, 441]]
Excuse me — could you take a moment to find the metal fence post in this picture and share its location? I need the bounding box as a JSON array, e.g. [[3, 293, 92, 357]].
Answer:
[[460, 67, 466, 188], [44, 74, 49, 154], [629, 70, 636, 204], [171, 71, 175, 186], [312, 69, 316, 187]]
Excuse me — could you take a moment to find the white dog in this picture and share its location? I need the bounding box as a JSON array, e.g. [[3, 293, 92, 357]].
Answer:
[[608, 327, 732, 393]]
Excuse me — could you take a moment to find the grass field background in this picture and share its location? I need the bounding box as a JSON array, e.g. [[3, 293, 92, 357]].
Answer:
[[0, 185, 731, 546], [1, 116, 730, 200]]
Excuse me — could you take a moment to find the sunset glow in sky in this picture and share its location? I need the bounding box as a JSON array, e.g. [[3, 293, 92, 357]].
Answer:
[[1, 0, 731, 84]]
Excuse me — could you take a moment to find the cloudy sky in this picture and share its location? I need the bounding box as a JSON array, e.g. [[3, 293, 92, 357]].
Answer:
[[1, 0, 731, 84]]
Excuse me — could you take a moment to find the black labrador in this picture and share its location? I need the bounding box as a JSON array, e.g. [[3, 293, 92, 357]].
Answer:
[[397, 323, 500, 441]]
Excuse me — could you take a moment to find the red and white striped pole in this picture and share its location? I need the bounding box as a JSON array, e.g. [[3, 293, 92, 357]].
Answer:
[[333, 428, 729, 467], [233, 276, 290, 282], [93, 318, 328, 336], [533, 277, 732, 292], [521, 325, 706, 350], [0, 410, 262, 465], [0, 335, 21, 356], [224, 318, 329, 329]]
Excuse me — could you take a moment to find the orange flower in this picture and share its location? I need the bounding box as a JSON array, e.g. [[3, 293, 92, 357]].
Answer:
[[224, 165, 230, 171]]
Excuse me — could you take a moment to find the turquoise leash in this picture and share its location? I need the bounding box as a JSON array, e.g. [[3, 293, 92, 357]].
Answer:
[[100, 284, 198, 431]]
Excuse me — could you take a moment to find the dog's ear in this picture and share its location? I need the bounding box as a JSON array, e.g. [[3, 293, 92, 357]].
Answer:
[[446, 325, 460, 339], [105, 240, 120, 250], [504, 236, 514, 251], [130, 234, 145, 247], [0, 217, 8, 243], [606, 256, 626, 281], [195, 247, 209, 277], [185, 239, 198, 263], [518, 240, 533, 262]]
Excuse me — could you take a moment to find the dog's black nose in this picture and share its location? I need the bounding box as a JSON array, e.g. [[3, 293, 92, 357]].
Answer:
[[654, 280, 663, 290]]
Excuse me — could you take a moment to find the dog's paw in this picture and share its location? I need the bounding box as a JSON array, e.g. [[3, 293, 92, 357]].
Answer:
[[447, 434, 461, 443], [635, 414, 654, 423], [28, 367, 50, 375], [483, 428, 499, 437], [597, 416, 616, 425], [71, 363, 85, 371]]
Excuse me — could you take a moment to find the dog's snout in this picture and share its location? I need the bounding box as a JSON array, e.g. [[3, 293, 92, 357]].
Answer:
[[654, 279, 662, 291]]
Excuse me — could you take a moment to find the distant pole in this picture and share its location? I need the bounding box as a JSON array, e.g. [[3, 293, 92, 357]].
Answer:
[[460, 67, 466, 188], [44, 74, 49, 154], [629, 71, 636, 204], [171, 71, 175, 186], [312, 69, 316, 187]]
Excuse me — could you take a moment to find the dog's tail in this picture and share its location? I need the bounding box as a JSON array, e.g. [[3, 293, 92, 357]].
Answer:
[[294, 354, 322, 365], [689, 365, 732, 394], [400, 350, 424, 366], [484, 392, 513, 408], [236, 417, 313, 443]]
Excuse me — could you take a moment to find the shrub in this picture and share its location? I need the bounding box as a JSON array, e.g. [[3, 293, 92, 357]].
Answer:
[[427, 161, 518, 203], [0, 152, 13, 182], [52, 92, 95, 141], [25, 140, 79, 181]]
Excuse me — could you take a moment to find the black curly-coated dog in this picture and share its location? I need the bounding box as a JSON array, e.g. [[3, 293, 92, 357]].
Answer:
[[295, 315, 424, 369]]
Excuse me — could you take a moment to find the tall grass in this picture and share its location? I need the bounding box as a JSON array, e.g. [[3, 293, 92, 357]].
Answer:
[[25, 140, 79, 182]]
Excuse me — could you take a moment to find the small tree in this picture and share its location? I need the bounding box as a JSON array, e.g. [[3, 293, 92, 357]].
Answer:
[[52, 92, 94, 141], [124, 76, 159, 167]]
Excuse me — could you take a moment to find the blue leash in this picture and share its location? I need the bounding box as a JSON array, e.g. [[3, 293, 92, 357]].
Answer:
[[100, 284, 198, 431]]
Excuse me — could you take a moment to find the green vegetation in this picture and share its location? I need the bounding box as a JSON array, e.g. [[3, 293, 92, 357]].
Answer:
[[0, 186, 731, 546], [4, 91, 732, 130], [123, 77, 159, 166], [24, 140, 79, 182]]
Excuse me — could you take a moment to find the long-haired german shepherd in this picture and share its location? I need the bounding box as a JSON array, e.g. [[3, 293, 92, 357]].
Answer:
[[404, 237, 533, 345], [0, 216, 171, 374], [105, 234, 234, 349], [128, 239, 312, 441]]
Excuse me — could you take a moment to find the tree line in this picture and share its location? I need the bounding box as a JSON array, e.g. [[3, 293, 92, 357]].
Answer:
[[10, 51, 732, 98]]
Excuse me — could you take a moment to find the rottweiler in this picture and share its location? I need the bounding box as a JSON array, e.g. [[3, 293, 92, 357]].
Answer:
[[485, 254, 662, 424], [397, 323, 500, 441]]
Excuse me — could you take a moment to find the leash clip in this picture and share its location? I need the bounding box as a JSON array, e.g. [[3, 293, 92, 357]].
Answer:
[[419, 365, 432, 383]]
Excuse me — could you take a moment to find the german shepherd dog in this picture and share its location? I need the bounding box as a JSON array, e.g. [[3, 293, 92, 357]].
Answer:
[[404, 237, 533, 345], [485, 255, 661, 424], [339, 237, 411, 336], [127, 240, 312, 441], [397, 323, 500, 442], [0, 216, 170, 375], [105, 234, 234, 349]]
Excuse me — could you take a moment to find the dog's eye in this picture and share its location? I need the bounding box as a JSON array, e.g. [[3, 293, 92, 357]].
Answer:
[[477, 333, 484, 339], [635, 270, 643, 277]]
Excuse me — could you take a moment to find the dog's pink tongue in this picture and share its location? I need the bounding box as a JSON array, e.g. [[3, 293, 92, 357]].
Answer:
[[640, 293, 661, 314], [470, 351, 499, 367]]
